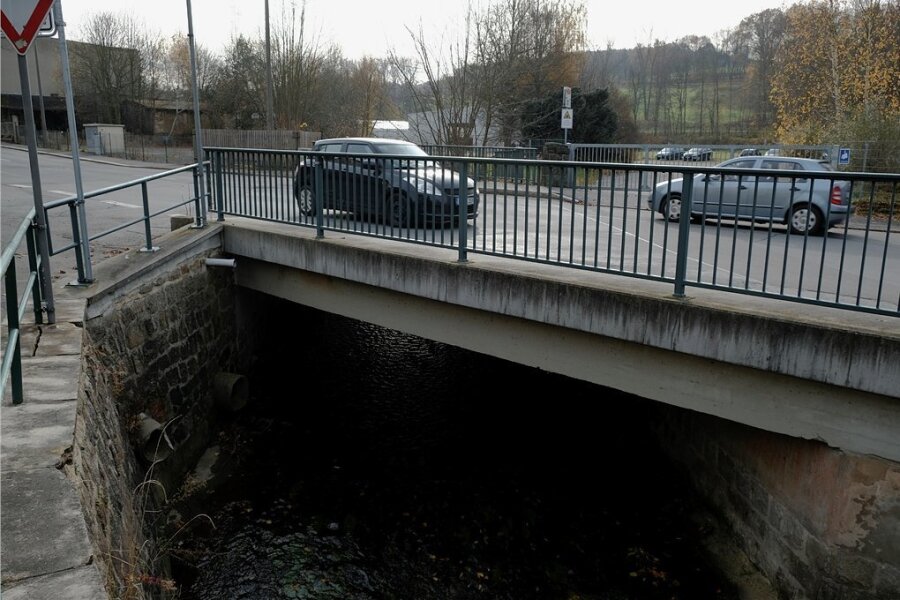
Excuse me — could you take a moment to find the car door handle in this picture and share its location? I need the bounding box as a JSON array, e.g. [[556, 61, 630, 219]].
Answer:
[[738, 185, 748, 190], [789, 186, 802, 191]]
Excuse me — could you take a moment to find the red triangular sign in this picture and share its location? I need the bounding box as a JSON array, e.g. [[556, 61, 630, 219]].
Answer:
[[1, 0, 55, 55]]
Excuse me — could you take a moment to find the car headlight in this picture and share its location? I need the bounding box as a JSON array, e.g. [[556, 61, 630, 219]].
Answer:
[[403, 176, 442, 196]]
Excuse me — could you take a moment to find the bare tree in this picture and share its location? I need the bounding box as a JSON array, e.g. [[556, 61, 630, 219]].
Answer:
[[269, 0, 337, 131], [388, 10, 483, 146], [70, 11, 165, 127]]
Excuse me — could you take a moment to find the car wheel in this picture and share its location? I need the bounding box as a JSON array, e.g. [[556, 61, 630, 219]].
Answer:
[[661, 195, 682, 222], [789, 204, 824, 235], [387, 191, 410, 227], [295, 184, 316, 216]]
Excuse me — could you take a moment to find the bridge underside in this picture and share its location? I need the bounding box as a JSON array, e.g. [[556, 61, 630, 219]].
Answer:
[[218, 218, 900, 463]]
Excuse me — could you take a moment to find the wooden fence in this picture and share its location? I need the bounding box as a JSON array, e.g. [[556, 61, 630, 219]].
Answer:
[[202, 129, 320, 150]]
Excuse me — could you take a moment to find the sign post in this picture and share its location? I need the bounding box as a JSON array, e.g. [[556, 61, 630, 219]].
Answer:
[[2, 0, 59, 321], [561, 87, 573, 144]]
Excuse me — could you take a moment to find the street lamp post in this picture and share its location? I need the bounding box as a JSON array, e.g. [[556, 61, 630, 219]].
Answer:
[[186, 0, 207, 226]]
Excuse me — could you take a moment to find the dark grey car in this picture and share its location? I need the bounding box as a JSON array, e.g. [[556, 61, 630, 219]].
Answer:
[[294, 137, 479, 227]]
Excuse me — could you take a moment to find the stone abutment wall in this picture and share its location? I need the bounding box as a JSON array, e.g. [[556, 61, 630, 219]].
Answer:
[[653, 405, 900, 599], [72, 252, 238, 599]]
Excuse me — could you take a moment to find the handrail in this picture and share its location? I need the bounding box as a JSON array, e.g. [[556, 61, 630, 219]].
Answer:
[[2, 208, 44, 405], [44, 162, 205, 209], [43, 161, 209, 283]]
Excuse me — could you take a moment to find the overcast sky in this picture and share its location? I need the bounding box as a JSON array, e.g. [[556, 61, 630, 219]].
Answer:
[[56, 0, 793, 59]]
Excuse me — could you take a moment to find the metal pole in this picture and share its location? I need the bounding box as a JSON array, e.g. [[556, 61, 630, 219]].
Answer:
[[33, 44, 48, 145], [673, 173, 693, 298], [54, 0, 93, 284], [265, 0, 274, 130], [186, 0, 207, 228], [16, 53, 55, 323]]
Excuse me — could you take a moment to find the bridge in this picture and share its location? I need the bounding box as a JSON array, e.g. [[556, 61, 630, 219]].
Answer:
[[2, 148, 899, 598]]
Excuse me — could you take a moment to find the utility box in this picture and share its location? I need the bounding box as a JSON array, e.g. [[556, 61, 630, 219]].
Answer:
[[84, 123, 125, 155]]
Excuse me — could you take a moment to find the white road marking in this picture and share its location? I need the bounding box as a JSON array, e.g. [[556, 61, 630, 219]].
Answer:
[[10, 184, 75, 197], [101, 200, 141, 208]]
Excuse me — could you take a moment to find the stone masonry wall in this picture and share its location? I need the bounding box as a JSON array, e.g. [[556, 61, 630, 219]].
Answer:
[[72, 253, 237, 599], [652, 404, 900, 599]]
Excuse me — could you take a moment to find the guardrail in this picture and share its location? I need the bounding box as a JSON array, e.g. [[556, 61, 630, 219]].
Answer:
[[206, 147, 899, 317], [1, 208, 46, 405], [44, 162, 210, 282], [1, 162, 208, 405]]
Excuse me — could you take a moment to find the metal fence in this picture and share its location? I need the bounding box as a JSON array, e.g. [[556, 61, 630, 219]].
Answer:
[[1, 207, 46, 405], [206, 147, 899, 316]]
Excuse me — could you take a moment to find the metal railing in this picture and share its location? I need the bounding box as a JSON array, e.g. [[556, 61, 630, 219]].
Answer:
[[207, 147, 899, 317], [44, 162, 210, 282], [1, 161, 208, 405], [1, 208, 47, 405]]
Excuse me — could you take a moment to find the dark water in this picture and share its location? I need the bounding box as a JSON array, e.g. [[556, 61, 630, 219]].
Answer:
[[167, 301, 738, 599]]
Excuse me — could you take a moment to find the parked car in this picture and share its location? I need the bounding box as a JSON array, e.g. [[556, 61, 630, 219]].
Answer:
[[655, 147, 685, 160], [739, 148, 761, 157], [683, 147, 713, 161], [764, 148, 781, 156], [647, 156, 851, 235], [294, 138, 480, 227]]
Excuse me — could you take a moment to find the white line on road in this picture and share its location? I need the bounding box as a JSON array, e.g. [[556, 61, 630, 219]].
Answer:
[[102, 200, 141, 208], [9, 184, 75, 197]]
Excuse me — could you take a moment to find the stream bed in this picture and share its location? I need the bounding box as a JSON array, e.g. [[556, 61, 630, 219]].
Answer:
[[165, 307, 743, 599]]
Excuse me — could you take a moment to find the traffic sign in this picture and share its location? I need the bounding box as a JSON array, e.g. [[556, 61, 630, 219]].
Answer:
[[1, 0, 56, 55], [561, 108, 573, 130], [839, 147, 851, 165], [562, 86, 572, 109]]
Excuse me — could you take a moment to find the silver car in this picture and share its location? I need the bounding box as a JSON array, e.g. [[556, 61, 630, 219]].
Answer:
[[647, 157, 851, 235]]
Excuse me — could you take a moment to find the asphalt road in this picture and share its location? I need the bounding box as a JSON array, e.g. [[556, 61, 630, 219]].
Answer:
[[2, 144, 198, 282]]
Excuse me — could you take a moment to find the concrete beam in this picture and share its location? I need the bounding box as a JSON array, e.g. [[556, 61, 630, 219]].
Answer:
[[221, 219, 900, 462]]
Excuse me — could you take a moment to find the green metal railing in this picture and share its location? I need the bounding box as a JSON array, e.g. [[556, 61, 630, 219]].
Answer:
[[1, 209, 46, 405], [207, 147, 899, 317], [1, 161, 208, 405]]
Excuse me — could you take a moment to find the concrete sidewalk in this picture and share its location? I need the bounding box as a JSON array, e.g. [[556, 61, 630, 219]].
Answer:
[[1, 285, 106, 598]]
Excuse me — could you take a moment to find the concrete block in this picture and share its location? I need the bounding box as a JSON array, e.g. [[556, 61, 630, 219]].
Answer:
[[170, 214, 195, 231], [0, 469, 94, 580], [0, 565, 106, 600], [2, 355, 81, 404], [1, 401, 75, 472]]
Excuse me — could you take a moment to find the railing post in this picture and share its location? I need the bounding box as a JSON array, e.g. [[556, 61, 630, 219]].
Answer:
[[197, 148, 213, 227], [214, 151, 225, 222], [65, 202, 88, 283], [140, 182, 160, 252], [191, 162, 204, 228], [458, 160, 468, 262], [673, 173, 693, 297], [25, 224, 43, 325], [315, 158, 325, 238], [4, 262, 24, 405]]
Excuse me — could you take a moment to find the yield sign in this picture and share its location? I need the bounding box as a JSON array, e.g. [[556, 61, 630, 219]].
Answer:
[[1, 0, 55, 55]]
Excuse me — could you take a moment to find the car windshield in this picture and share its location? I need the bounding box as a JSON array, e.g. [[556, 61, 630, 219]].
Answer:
[[373, 143, 429, 157]]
